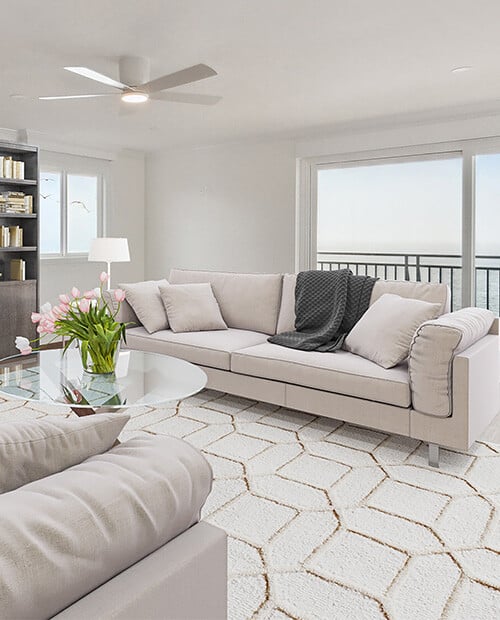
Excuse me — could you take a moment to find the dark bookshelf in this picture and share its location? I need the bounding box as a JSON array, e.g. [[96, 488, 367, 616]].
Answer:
[[0, 141, 38, 359]]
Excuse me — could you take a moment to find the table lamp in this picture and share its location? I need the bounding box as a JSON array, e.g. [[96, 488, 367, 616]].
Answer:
[[88, 238, 130, 290]]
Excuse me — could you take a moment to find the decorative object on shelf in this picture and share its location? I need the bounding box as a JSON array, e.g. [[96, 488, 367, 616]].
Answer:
[[0, 226, 9, 247], [88, 237, 130, 290], [8, 226, 23, 247], [15, 274, 129, 375], [10, 258, 25, 281], [0, 156, 25, 180]]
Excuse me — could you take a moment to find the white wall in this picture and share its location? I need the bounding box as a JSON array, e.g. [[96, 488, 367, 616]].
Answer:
[[145, 140, 296, 278], [40, 150, 145, 304]]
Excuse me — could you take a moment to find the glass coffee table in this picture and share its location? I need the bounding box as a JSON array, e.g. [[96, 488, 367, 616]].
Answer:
[[0, 349, 207, 416]]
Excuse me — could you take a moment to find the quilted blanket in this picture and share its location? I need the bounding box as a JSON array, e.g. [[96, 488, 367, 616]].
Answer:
[[268, 269, 377, 352]]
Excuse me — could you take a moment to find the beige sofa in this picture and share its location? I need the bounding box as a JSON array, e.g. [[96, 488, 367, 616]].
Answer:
[[118, 269, 500, 467]]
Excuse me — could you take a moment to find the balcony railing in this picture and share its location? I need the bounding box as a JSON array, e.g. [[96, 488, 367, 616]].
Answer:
[[317, 252, 500, 313]]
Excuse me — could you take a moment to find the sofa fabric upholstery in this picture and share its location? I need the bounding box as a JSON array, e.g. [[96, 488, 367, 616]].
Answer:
[[409, 307, 495, 417], [159, 282, 227, 333], [0, 435, 212, 620], [345, 293, 442, 368], [169, 268, 283, 335], [126, 326, 269, 371], [370, 279, 450, 314], [0, 413, 129, 494], [120, 280, 169, 333], [275, 277, 451, 336], [232, 342, 411, 407]]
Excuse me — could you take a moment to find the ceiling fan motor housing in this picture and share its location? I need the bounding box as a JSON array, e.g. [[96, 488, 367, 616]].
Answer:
[[119, 56, 151, 87]]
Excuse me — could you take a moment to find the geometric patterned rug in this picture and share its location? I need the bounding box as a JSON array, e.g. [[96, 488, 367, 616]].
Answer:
[[1, 390, 499, 619]]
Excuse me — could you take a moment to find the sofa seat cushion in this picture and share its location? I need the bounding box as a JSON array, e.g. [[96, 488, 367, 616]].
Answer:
[[232, 343, 411, 407], [126, 326, 269, 371]]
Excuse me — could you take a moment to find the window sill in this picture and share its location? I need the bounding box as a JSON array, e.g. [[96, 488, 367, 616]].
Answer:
[[41, 254, 89, 263]]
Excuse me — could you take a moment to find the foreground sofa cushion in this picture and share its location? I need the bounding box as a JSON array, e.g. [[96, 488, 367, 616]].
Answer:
[[232, 342, 411, 407], [409, 307, 495, 417], [160, 282, 227, 332], [345, 293, 441, 368], [0, 435, 212, 620], [126, 326, 269, 370], [0, 413, 129, 494], [169, 268, 283, 335], [120, 279, 169, 333]]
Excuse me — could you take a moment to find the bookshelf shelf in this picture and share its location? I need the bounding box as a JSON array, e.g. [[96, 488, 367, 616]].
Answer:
[[0, 246, 37, 252], [0, 178, 37, 186], [0, 141, 38, 359], [0, 213, 37, 219]]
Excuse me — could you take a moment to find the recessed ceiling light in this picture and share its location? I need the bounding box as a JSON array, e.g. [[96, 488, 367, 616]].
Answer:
[[121, 91, 149, 103], [451, 66, 472, 74]]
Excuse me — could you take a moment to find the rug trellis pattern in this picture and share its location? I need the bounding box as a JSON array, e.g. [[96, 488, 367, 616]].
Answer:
[[1, 391, 499, 620]]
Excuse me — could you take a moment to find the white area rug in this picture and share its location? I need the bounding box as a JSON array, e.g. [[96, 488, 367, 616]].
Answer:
[[1, 390, 500, 619]]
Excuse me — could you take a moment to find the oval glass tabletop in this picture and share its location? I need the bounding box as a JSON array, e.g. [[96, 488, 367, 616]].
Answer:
[[0, 349, 207, 410]]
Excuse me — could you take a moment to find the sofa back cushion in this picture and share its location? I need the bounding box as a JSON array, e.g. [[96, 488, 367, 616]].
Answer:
[[275, 275, 450, 333], [169, 269, 283, 335], [371, 280, 450, 314]]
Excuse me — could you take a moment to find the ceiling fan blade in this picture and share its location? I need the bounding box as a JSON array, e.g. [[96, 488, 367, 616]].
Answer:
[[150, 92, 221, 105], [39, 93, 118, 100], [141, 64, 217, 93], [64, 66, 128, 90]]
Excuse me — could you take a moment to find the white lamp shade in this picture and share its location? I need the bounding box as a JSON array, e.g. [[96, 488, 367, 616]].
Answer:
[[88, 238, 130, 263]]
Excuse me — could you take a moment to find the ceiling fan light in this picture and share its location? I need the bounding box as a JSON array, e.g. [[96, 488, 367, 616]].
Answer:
[[121, 91, 149, 103]]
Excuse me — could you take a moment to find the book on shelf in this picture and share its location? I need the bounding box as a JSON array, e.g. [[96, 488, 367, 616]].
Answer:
[[0, 157, 25, 180], [8, 226, 23, 247], [0, 226, 9, 247], [10, 258, 25, 281], [0, 191, 33, 214]]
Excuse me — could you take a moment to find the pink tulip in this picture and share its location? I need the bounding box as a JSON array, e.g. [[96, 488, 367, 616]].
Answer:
[[99, 271, 109, 283], [114, 289, 126, 302], [36, 325, 44, 334], [31, 312, 41, 324], [52, 305, 62, 317], [20, 346, 33, 355], [59, 294, 71, 304], [84, 290, 96, 299], [79, 299, 90, 313], [71, 287, 81, 298], [59, 302, 70, 313]]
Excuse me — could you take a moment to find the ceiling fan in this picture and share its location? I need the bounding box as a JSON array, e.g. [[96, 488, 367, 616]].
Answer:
[[39, 56, 221, 106]]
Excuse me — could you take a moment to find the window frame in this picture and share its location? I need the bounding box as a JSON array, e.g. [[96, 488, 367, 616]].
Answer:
[[40, 153, 107, 261], [297, 136, 500, 309]]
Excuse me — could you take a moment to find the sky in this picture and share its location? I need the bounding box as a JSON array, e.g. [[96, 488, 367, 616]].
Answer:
[[317, 154, 500, 257]]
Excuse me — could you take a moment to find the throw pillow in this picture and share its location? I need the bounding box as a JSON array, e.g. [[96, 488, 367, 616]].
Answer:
[[0, 413, 129, 493], [159, 282, 227, 333], [344, 293, 442, 368], [120, 280, 169, 334]]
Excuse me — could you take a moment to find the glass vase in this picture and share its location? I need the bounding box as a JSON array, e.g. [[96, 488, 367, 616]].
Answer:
[[77, 338, 121, 375]]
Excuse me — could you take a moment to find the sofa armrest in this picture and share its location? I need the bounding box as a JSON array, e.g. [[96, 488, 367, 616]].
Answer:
[[102, 289, 140, 327], [409, 307, 496, 417], [0, 435, 212, 620]]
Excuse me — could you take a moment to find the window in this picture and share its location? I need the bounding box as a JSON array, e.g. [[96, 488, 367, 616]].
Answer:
[[298, 137, 500, 312], [40, 152, 107, 257], [316, 155, 463, 309]]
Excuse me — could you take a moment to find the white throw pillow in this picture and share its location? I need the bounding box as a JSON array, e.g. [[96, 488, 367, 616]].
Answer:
[[120, 280, 169, 334], [159, 283, 227, 333], [0, 413, 129, 493], [345, 293, 442, 369]]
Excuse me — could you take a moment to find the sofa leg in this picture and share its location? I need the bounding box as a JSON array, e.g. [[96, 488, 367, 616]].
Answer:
[[428, 443, 440, 468]]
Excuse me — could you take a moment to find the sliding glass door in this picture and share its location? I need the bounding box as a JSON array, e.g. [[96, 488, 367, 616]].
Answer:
[[316, 154, 463, 309], [475, 153, 500, 314]]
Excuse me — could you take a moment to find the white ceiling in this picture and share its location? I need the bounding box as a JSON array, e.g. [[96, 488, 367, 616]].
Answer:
[[3, 0, 500, 152]]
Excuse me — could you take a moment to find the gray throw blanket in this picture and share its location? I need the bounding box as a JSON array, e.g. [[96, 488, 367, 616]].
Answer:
[[269, 269, 377, 352]]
